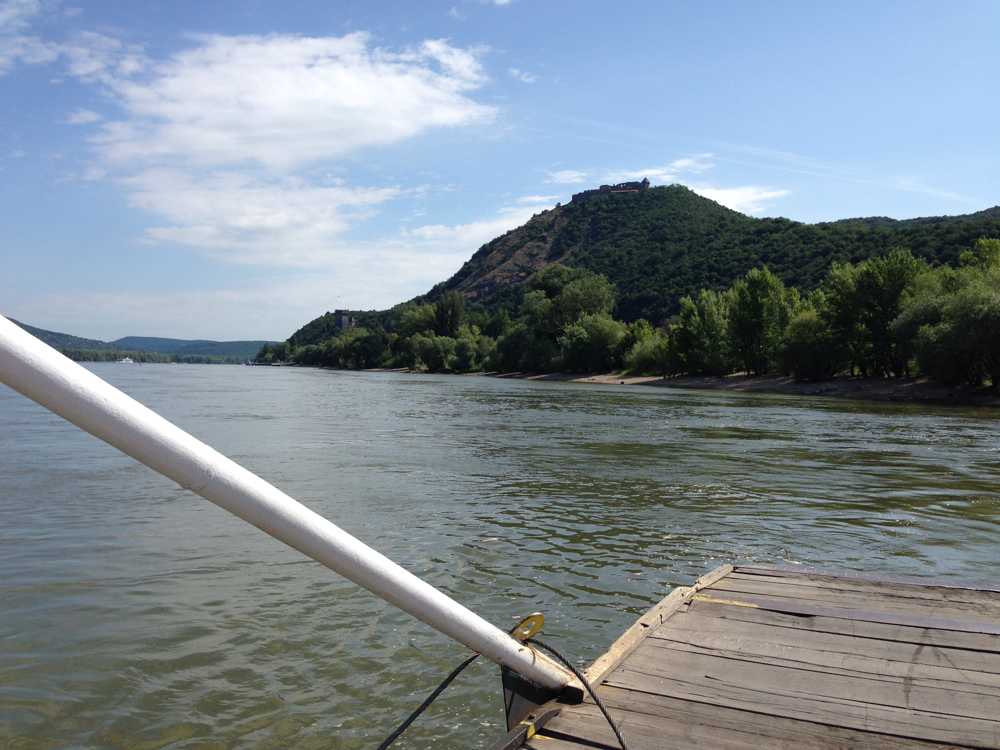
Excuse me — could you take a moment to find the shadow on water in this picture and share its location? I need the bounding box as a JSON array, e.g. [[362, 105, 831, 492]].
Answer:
[[2, 366, 1000, 748]]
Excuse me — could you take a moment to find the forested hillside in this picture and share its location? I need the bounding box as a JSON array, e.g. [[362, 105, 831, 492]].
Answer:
[[428, 185, 1000, 324]]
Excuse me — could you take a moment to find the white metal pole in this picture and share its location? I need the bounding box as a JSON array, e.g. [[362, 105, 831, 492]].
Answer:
[[0, 315, 575, 690]]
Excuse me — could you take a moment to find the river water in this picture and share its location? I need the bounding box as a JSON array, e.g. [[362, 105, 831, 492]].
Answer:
[[2, 364, 999, 749]]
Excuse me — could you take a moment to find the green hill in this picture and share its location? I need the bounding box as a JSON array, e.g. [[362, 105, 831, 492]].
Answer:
[[114, 336, 271, 358], [7, 320, 272, 363], [424, 185, 1000, 325], [9, 319, 121, 350]]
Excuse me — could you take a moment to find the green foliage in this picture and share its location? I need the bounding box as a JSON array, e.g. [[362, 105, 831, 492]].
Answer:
[[559, 313, 626, 372], [959, 237, 1000, 269], [822, 248, 925, 376], [668, 289, 733, 376], [625, 332, 671, 377], [912, 266, 1000, 385], [487, 264, 618, 372], [434, 290, 466, 337], [256, 341, 292, 363], [780, 304, 845, 381], [397, 304, 437, 339], [727, 267, 797, 375], [416, 334, 456, 372]]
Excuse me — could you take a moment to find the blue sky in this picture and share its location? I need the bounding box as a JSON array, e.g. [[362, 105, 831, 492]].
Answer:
[[1, 0, 998, 341]]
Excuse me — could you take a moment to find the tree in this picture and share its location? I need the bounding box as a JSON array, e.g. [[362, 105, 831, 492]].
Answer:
[[559, 313, 625, 372], [727, 267, 796, 375], [670, 289, 732, 376], [822, 249, 925, 377], [434, 291, 466, 337], [626, 331, 670, 377], [417, 334, 456, 371], [780, 293, 845, 381]]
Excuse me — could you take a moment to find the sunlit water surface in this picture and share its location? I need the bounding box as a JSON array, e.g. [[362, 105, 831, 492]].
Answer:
[[2, 365, 1000, 748]]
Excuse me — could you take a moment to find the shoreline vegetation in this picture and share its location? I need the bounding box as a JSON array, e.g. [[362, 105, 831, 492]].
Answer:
[[256, 237, 1000, 407]]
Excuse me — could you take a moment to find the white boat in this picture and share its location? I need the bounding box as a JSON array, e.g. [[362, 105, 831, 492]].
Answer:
[[117, 357, 134, 364]]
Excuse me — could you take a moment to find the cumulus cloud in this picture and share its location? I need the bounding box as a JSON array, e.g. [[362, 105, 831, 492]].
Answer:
[[88, 33, 494, 170], [692, 185, 790, 214], [7, 24, 497, 269], [547, 169, 587, 184]]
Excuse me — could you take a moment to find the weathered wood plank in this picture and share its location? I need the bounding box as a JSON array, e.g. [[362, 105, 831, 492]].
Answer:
[[645, 630, 1000, 694], [525, 688, 974, 749], [690, 591, 1000, 635], [686, 598, 1000, 653], [709, 577, 1000, 621], [726, 570, 1000, 609], [739, 564, 1000, 593], [582, 564, 732, 686], [606, 649, 1000, 746], [655, 610, 1000, 677]]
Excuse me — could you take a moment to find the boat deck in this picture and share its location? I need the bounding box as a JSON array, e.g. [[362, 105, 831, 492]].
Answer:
[[495, 563, 1000, 750]]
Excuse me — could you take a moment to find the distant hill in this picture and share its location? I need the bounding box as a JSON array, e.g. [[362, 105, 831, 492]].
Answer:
[[417, 185, 1000, 324], [9, 319, 122, 350], [7, 320, 273, 363], [113, 336, 272, 358]]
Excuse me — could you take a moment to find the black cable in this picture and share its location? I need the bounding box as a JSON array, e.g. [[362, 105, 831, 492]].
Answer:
[[375, 652, 480, 750], [526, 637, 628, 750]]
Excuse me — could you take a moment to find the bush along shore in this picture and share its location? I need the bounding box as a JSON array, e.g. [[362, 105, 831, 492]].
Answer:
[[255, 238, 1000, 399]]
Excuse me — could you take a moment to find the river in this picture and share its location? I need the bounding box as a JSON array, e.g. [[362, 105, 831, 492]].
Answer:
[[2, 364, 999, 749]]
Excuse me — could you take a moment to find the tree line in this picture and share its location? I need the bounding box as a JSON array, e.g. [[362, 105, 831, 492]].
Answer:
[[256, 237, 1000, 387]]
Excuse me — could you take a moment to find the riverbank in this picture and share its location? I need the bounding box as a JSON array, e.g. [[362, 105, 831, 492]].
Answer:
[[488, 371, 1000, 407]]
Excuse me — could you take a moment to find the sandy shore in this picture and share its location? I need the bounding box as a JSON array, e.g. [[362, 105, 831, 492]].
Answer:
[[485, 371, 1000, 407]]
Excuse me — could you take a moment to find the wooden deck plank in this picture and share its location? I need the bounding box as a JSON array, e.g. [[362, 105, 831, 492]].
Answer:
[[710, 577, 1000, 621], [685, 598, 1000, 653], [656, 610, 1000, 678], [607, 649, 1000, 745], [733, 568, 1000, 598], [689, 591, 1000, 635], [527, 689, 974, 750], [643, 633, 1000, 697], [740, 564, 1000, 593]]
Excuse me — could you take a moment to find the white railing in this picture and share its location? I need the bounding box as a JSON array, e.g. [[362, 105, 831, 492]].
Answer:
[[0, 315, 575, 690]]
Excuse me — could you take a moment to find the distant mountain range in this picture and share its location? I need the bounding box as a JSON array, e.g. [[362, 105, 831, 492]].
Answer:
[[7, 319, 273, 362]]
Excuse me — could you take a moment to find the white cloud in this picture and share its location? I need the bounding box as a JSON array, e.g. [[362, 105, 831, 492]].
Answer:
[[605, 153, 715, 185], [508, 67, 536, 83], [9, 148, 24, 157], [7, 29, 497, 271], [66, 107, 101, 123], [0, 0, 40, 34], [0, 0, 60, 74], [547, 169, 587, 184], [517, 194, 559, 203], [124, 168, 399, 266], [89, 33, 494, 170], [406, 202, 551, 252], [692, 185, 790, 214]]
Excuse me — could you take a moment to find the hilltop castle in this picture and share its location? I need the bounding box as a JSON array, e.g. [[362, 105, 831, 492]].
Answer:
[[572, 177, 650, 202]]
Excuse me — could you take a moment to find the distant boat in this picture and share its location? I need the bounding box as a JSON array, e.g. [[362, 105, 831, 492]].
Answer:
[[117, 357, 134, 364]]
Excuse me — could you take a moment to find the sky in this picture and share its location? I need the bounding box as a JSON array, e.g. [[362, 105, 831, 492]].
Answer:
[[1, 0, 998, 341]]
